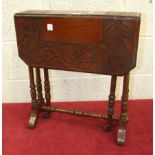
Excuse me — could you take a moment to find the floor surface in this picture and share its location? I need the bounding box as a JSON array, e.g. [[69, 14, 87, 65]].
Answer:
[[2, 100, 153, 155]]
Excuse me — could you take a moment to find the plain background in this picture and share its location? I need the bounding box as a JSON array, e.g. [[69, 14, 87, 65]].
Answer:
[[2, 0, 153, 103]]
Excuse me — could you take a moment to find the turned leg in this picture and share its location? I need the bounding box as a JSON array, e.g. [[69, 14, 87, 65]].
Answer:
[[43, 68, 51, 118], [36, 67, 44, 108], [103, 75, 117, 131], [117, 72, 130, 146], [28, 66, 40, 129]]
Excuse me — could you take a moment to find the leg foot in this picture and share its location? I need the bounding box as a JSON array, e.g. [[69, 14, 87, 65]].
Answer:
[[28, 110, 39, 129], [103, 122, 112, 132], [117, 128, 126, 146], [42, 111, 51, 119]]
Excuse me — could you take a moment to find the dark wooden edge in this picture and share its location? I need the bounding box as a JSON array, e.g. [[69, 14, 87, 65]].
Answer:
[[14, 10, 141, 18]]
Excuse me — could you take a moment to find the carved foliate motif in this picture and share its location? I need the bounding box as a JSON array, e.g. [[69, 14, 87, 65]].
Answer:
[[102, 18, 139, 74]]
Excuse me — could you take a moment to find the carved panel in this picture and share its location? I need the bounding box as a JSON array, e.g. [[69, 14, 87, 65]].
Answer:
[[102, 18, 140, 74], [14, 17, 41, 64]]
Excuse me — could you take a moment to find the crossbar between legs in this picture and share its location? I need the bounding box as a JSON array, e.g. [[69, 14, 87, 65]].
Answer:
[[40, 106, 120, 121]]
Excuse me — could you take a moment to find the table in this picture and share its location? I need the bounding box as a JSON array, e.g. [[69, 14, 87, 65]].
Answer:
[[14, 10, 141, 145]]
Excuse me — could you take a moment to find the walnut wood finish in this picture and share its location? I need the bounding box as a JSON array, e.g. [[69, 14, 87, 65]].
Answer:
[[103, 75, 117, 131], [43, 68, 51, 118], [42, 18, 102, 44], [14, 12, 140, 76], [117, 72, 130, 146], [28, 66, 40, 129], [14, 10, 141, 145]]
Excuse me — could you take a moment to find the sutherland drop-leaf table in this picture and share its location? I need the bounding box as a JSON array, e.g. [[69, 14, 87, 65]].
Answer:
[[14, 10, 141, 145]]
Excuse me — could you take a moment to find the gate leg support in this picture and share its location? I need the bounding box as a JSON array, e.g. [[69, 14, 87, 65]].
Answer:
[[43, 68, 52, 119], [103, 75, 117, 131], [36, 67, 44, 108], [117, 72, 130, 146]]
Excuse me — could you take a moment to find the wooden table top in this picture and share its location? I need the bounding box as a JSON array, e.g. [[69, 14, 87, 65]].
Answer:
[[14, 10, 141, 76]]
